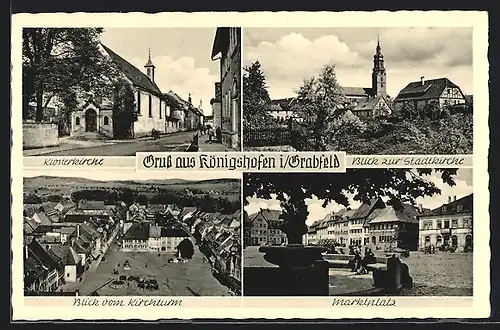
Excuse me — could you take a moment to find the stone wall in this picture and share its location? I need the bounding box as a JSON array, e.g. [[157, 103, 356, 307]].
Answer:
[[23, 122, 59, 149]]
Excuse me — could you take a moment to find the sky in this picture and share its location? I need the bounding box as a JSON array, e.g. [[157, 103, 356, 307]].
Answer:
[[243, 27, 473, 100], [244, 169, 473, 226], [23, 169, 240, 181], [100, 28, 219, 116]]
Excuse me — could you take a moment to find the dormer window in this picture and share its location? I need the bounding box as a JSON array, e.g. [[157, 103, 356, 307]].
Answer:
[[442, 206, 447, 212]]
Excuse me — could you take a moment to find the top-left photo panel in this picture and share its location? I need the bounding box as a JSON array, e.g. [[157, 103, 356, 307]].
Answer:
[[22, 27, 242, 156]]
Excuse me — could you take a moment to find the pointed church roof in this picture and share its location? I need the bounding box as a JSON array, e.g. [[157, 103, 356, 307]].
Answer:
[[144, 48, 155, 67], [101, 43, 162, 96]]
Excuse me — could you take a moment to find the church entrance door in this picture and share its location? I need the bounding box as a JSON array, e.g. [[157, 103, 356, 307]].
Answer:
[[85, 109, 97, 132]]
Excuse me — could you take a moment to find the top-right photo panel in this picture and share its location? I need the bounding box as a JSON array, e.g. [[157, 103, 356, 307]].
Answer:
[[242, 27, 473, 154]]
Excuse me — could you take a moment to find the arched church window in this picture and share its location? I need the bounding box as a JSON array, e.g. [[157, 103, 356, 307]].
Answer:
[[75, 117, 80, 126], [104, 116, 109, 125]]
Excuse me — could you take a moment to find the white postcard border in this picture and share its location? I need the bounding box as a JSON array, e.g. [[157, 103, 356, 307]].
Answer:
[[11, 10, 490, 320]]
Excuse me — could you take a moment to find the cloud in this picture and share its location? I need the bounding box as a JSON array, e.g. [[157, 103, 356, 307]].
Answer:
[[352, 28, 472, 68], [415, 169, 473, 210], [243, 28, 473, 99], [128, 55, 218, 116], [244, 32, 367, 92]]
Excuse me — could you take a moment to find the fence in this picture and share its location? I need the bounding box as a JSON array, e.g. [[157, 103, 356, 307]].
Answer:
[[244, 124, 317, 151]]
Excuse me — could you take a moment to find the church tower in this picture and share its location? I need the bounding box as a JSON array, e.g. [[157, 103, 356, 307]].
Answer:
[[371, 36, 387, 97], [144, 48, 156, 82]]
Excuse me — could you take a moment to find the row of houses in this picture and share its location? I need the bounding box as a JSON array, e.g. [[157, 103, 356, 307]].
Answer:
[[267, 39, 471, 122], [303, 194, 473, 252], [187, 209, 242, 293], [243, 209, 288, 247], [23, 200, 121, 294]]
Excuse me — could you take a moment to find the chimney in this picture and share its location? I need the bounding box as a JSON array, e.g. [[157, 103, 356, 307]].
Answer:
[[188, 93, 192, 105], [448, 196, 452, 204], [418, 203, 423, 212], [453, 196, 457, 202], [420, 76, 425, 86]]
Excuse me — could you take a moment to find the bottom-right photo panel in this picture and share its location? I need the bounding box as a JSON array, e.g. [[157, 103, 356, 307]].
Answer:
[[242, 168, 473, 297]]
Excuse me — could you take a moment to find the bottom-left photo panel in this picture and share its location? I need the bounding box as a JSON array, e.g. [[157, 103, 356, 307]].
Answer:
[[21, 169, 242, 297]]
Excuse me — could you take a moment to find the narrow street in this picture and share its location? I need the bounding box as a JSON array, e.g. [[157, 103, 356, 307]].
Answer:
[[60, 225, 120, 293], [24, 130, 229, 156]]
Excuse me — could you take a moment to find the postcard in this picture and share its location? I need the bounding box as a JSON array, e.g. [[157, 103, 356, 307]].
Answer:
[[11, 10, 489, 321]]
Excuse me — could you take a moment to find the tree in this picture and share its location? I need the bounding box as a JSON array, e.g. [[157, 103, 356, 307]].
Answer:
[[112, 78, 137, 138], [327, 110, 367, 151], [22, 28, 116, 122], [244, 169, 458, 245], [293, 64, 350, 151], [177, 238, 195, 259], [243, 61, 279, 129]]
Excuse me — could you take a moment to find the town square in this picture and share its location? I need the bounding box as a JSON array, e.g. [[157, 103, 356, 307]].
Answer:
[[23, 170, 242, 296]]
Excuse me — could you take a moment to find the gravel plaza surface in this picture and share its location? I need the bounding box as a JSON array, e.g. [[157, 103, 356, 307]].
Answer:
[[74, 242, 232, 296], [399, 251, 473, 296], [244, 247, 473, 296]]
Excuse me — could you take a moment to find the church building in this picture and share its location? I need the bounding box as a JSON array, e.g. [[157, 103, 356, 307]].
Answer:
[[342, 37, 392, 118], [70, 45, 182, 139]]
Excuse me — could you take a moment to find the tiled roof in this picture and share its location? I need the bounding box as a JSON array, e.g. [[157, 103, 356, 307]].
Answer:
[[351, 96, 389, 111], [35, 212, 53, 226], [49, 245, 80, 265], [24, 255, 46, 287], [80, 223, 101, 239], [270, 98, 298, 111], [164, 91, 190, 109], [147, 205, 167, 215], [259, 209, 282, 221], [54, 227, 76, 235], [161, 227, 189, 238], [27, 238, 61, 270], [24, 218, 39, 233], [78, 200, 105, 211], [123, 222, 150, 240], [24, 222, 36, 235], [180, 207, 198, 218], [73, 237, 92, 254], [367, 204, 419, 224], [351, 198, 385, 220], [101, 43, 163, 96], [342, 86, 373, 97], [424, 194, 473, 217], [64, 214, 92, 223], [394, 77, 462, 101]]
